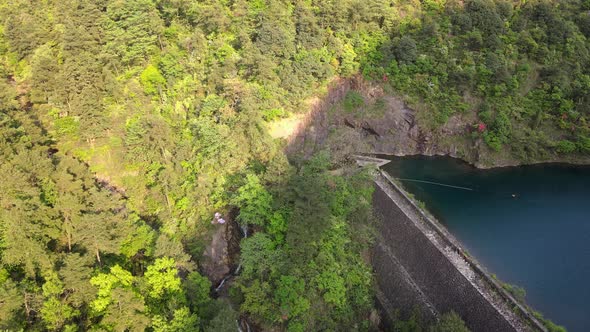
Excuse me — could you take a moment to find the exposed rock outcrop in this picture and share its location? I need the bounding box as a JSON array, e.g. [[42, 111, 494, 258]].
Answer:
[[285, 76, 590, 168], [200, 216, 241, 286], [285, 76, 478, 165]]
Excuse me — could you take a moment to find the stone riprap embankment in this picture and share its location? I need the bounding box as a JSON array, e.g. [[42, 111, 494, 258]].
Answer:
[[372, 169, 547, 332]]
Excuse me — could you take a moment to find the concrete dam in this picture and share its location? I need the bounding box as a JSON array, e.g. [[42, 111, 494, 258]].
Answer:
[[365, 157, 547, 332]]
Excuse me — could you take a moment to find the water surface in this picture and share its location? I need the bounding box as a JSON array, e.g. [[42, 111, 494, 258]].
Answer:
[[381, 156, 590, 332]]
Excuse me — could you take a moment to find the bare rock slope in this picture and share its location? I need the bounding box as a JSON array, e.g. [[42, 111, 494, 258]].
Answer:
[[285, 77, 478, 164]]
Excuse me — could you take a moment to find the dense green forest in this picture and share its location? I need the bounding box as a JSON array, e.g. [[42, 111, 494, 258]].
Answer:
[[0, 0, 587, 331], [377, 0, 590, 160]]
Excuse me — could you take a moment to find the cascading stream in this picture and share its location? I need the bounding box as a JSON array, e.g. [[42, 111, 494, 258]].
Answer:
[[237, 319, 251, 332], [215, 223, 248, 293]]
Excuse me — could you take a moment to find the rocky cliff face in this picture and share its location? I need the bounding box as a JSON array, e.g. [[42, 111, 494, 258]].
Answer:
[[200, 215, 241, 286], [286, 76, 481, 165], [286, 77, 590, 168]]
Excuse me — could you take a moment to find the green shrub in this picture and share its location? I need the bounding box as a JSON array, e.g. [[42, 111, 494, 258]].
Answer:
[[577, 135, 590, 154], [502, 283, 526, 303], [393, 307, 423, 332], [556, 140, 577, 154], [53, 116, 79, 137], [140, 64, 166, 96], [394, 36, 418, 63], [532, 311, 567, 332], [430, 311, 470, 332], [484, 132, 502, 151], [343, 91, 364, 113], [262, 108, 287, 122]]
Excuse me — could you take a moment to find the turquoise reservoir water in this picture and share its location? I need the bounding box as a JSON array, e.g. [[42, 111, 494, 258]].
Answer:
[[381, 156, 590, 332]]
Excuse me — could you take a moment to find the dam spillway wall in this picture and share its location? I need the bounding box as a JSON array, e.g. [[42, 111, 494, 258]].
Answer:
[[371, 170, 546, 332]]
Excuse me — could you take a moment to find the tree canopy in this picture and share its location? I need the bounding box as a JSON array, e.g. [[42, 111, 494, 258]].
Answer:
[[0, 0, 578, 330]]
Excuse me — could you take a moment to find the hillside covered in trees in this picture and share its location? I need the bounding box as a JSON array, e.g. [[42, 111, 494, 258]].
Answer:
[[0, 0, 586, 331]]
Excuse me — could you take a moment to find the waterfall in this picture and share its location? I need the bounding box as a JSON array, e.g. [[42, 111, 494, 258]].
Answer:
[[215, 223, 248, 294], [215, 276, 230, 292], [240, 224, 248, 238], [236, 319, 251, 332]]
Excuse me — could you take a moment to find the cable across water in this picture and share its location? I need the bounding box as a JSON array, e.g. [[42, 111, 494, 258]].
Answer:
[[395, 178, 474, 191], [394, 177, 529, 200]]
